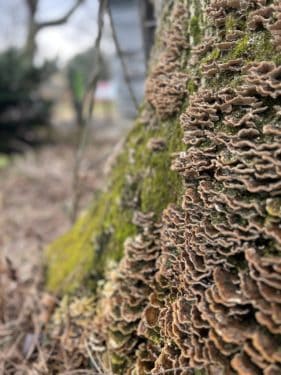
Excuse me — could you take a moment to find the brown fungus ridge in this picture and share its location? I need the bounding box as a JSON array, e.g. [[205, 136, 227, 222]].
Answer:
[[248, 5, 274, 30], [142, 0, 281, 368], [202, 58, 244, 77], [247, 2, 281, 51], [92, 211, 162, 374], [207, 0, 268, 29], [147, 138, 167, 152], [167, 56, 281, 373], [268, 5, 281, 51], [135, 205, 188, 374], [51, 0, 281, 373], [193, 37, 217, 59], [145, 2, 189, 119], [242, 61, 281, 99]]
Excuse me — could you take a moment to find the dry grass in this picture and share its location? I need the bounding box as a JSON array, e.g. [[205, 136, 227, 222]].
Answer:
[[0, 122, 126, 374], [0, 258, 111, 373]]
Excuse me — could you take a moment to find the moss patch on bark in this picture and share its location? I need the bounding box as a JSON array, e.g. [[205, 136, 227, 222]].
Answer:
[[45, 113, 184, 294]]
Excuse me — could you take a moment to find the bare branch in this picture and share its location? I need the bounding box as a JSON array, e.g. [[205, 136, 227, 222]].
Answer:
[[71, 0, 107, 223], [25, 0, 39, 17], [107, 3, 139, 111], [37, 0, 85, 30]]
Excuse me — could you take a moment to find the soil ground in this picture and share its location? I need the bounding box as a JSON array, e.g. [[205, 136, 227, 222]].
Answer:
[[1, 119, 127, 280], [0, 118, 129, 373]]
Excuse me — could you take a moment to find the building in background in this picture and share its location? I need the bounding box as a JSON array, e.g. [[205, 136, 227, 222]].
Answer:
[[108, 0, 158, 118]]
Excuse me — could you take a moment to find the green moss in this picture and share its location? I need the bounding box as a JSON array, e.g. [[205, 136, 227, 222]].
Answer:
[[229, 34, 250, 59], [203, 29, 281, 90], [250, 31, 281, 64], [225, 15, 237, 33], [45, 144, 138, 293], [45, 114, 184, 294], [190, 16, 201, 45], [187, 80, 197, 95], [189, 0, 204, 46], [194, 370, 205, 375], [145, 327, 163, 345], [263, 240, 281, 257], [111, 353, 127, 374], [0, 154, 10, 169], [45, 211, 97, 293], [140, 121, 184, 215], [228, 30, 281, 63], [201, 48, 220, 64]]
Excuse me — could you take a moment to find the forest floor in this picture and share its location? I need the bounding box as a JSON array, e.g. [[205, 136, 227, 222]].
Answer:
[[0, 119, 128, 374]]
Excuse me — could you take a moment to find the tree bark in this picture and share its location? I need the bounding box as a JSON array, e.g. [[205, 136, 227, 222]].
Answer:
[[23, 0, 85, 62], [24, 0, 39, 62], [46, 0, 281, 373]]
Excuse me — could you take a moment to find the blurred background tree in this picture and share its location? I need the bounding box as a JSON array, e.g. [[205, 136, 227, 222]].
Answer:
[[0, 0, 86, 152], [67, 48, 110, 127], [24, 0, 85, 63], [0, 48, 56, 152], [0, 0, 154, 152]]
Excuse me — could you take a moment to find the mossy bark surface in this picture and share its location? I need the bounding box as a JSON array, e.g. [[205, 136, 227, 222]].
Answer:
[[45, 0, 281, 373], [45, 1, 192, 295], [45, 116, 185, 293], [46, 0, 281, 295]]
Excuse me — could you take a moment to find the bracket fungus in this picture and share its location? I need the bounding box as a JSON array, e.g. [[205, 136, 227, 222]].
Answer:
[[98, 0, 281, 373], [145, 3, 189, 119], [47, 0, 281, 373]]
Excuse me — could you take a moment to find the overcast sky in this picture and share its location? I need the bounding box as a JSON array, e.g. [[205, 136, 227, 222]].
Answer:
[[0, 0, 113, 65]]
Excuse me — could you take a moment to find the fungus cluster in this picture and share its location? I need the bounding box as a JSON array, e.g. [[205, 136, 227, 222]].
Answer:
[[147, 137, 166, 152], [202, 58, 244, 77], [51, 296, 97, 356], [145, 2, 189, 119], [248, 3, 281, 51], [62, 0, 281, 373], [137, 205, 188, 374], [168, 70, 281, 372], [96, 212, 162, 373]]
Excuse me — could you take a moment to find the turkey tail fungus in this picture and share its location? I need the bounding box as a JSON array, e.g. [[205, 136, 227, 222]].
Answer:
[[45, 0, 281, 373]]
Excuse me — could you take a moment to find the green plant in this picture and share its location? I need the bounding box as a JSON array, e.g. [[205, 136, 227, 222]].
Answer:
[[0, 48, 55, 152]]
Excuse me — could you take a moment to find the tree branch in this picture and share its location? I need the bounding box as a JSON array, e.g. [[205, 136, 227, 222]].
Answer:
[[25, 0, 39, 17], [71, 0, 107, 223], [37, 0, 85, 30], [107, 3, 139, 111]]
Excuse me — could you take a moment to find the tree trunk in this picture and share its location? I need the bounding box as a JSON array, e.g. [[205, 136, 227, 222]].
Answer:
[[139, 0, 157, 64], [23, 0, 84, 63], [24, 0, 39, 62], [45, 0, 281, 373]]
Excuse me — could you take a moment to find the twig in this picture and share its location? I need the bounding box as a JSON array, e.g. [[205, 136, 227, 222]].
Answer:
[[71, 0, 107, 223], [85, 339, 106, 374], [37, 0, 85, 30], [107, 3, 139, 111]]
